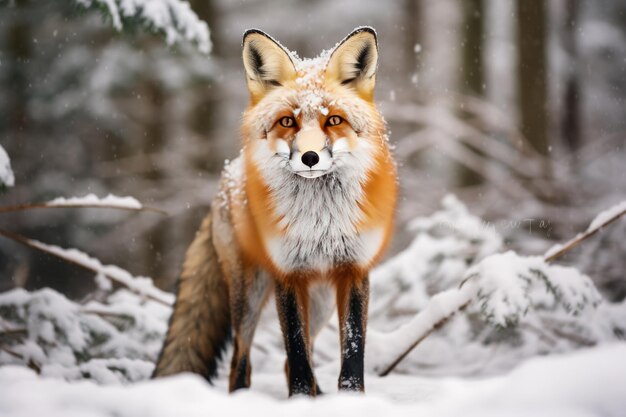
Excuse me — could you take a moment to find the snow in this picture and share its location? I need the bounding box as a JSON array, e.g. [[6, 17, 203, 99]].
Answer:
[[544, 242, 567, 261], [0, 144, 15, 187], [218, 155, 245, 209], [46, 193, 143, 209], [75, 0, 212, 54], [0, 344, 625, 416], [587, 200, 626, 232], [465, 251, 601, 327], [292, 47, 334, 117]]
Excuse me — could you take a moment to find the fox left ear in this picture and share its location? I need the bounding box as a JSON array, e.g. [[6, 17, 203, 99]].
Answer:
[[325, 27, 378, 100], [242, 29, 297, 104]]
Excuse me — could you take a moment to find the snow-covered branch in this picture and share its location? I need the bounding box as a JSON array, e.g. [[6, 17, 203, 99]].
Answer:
[[47, 194, 142, 209], [75, 0, 212, 54], [371, 284, 474, 376], [0, 194, 167, 215], [544, 200, 626, 262], [0, 228, 173, 306]]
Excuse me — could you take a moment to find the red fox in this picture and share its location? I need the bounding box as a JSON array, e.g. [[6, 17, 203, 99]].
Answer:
[[153, 27, 397, 396]]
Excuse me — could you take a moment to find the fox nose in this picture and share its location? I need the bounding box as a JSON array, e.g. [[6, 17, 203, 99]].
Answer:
[[301, 151, 319, 168]]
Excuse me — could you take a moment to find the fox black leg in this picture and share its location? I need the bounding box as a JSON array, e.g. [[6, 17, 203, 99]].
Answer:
[[275, 281, 316, 397], [229, 269, 271, 392], [336, 271, 369, 392]]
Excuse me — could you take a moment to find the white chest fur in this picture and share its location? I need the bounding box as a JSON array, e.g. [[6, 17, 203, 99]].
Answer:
[[264, 171, 383, 273]]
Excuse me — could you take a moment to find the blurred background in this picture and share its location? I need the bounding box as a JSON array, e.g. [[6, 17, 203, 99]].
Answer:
[[0, 0, 624, 300]]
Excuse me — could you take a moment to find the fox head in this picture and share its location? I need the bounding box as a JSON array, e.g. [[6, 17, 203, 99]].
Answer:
[[240, 27, 389, 182]]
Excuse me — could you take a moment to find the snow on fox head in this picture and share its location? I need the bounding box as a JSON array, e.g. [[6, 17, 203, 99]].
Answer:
[[241, 27, 388, 181]]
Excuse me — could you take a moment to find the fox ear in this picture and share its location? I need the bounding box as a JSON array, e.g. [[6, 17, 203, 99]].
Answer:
[[242, 29, 297, 103], [325, 27, 378, 100]]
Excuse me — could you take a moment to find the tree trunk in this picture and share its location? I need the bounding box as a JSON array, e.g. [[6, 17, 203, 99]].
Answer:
[[560, 0, 581, 153], [404, 0, 422, 75], [6, 0, 31, 143], [516, 0, 550, 160], [458, 0, 485, 187], [463, 0, 485, 97]]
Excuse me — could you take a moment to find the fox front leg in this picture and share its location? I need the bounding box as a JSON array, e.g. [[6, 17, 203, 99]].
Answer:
[[336, 269, 369, 392], [275, 281, 317, 397]]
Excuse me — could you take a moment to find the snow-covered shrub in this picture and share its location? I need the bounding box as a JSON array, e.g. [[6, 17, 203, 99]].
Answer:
[[466, 251, 602, 327], [370, 194, 502, 328], [0, 287, 170, 384], [0, 143, 171, 384], [368, 196, 625, 376]]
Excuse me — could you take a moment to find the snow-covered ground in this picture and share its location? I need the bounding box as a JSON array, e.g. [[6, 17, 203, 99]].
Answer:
[[1, 344, 624, 417]]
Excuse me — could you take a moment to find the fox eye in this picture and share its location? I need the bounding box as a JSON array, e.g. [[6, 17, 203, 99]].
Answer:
[[327, 115, 343, 126], [279, 116, 295, 128]]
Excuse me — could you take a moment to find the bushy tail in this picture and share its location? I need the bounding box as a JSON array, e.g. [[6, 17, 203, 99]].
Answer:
[[153, 212, 231, 382]]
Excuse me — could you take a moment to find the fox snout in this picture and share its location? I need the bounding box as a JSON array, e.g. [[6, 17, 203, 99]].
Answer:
[[289, 126, 333, 178], [296, 128, 324, 168]]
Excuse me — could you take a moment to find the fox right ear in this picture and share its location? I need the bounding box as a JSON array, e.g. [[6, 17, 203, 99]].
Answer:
[[242, 30, 297, 103], [325, 27, 378, 101]]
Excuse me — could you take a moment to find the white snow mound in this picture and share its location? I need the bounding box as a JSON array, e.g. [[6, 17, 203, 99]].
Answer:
[[0, 344, 624, 417]]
